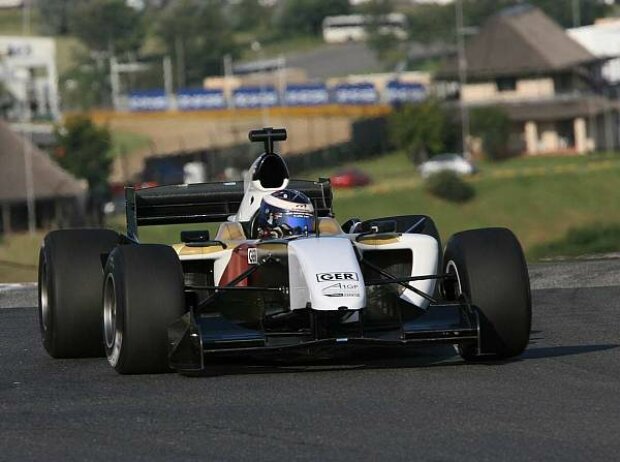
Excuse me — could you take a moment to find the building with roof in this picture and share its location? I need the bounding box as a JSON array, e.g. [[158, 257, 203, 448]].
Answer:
[[438, 5, 619, 156], [569, 18, 620, 84], [0, 120, 86, 233]]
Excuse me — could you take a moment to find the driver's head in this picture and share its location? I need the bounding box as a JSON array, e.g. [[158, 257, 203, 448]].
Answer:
[[256, 189, 316, 239]]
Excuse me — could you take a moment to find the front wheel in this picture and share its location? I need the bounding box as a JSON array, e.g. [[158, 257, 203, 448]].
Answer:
[[104, 244, 185, 374], [443, 228, 531, 360]]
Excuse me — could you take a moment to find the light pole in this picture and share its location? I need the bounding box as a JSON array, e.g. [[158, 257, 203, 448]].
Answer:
[[251, 41, 269, 126], [456, 0, 470, 158]]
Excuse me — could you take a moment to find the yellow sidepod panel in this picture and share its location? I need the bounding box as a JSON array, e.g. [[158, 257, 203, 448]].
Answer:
[[173, 243, 235, 258], [356, 234, 402, 246]]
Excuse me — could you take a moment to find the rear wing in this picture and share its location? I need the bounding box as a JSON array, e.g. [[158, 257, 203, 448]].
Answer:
[[125, 179, 333, 240]]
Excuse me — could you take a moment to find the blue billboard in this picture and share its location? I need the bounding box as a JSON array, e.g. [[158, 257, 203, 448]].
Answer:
[[128, 89, 169, 112], [385, 81, 426, 103], [285, 84, 329, 106], [233, 86, 279, 108], [333, 83, 378, 105], [177, 88, 226, 111]]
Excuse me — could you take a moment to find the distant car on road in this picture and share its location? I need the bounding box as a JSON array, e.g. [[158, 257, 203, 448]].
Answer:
[[330, 168, 371, 188], [418, 154, 475, 179]]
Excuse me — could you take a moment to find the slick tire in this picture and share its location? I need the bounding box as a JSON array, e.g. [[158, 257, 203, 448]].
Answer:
[[443, 228, 531, 361], [103, 244, 185, 374], [38, 229, 120, 358]]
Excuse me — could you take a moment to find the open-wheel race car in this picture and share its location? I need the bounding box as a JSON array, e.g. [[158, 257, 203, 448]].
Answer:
[[38, 127, 531, 375]]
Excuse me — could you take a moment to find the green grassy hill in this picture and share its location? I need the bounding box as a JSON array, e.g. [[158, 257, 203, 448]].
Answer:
[[323, 152, 620, 255], [2, 152, 620, 282]]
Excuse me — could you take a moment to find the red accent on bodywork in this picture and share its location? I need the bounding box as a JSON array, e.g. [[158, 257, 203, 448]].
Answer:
[[218, 243, 254, 287]]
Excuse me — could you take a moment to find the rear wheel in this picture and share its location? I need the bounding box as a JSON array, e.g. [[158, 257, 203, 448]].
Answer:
[[104, 244, 185, 374], [38, 229, 119, 358], [443, 228, 531, 360]]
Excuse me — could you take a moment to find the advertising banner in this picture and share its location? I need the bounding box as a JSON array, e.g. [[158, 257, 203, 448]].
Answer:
[[285, 84, 329, 106], [177, 88, 226, 111], [232, 86, 279, 108], [128, 89, 169, 112], [385, 81, 426, 103], [333, 83, 378, 105]]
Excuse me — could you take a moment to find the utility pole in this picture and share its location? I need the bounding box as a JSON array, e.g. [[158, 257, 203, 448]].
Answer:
[[251, 41, 269, 126], [278, 54, 287, 107], [22, 0, 31, 35], [110, 55, 120, 110], [456, 0, 470, 158], [223, 54, 234, 109], [175, 36, 186, 89], [22, 0, 36, 234], [572, 0, 581, 28], [163, 55, 175, 111]]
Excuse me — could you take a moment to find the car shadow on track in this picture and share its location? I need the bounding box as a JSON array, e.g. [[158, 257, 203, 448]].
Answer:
[[183, 344, 619, 378], [521, 343, 618, 360], [184, 346, 461, 377]]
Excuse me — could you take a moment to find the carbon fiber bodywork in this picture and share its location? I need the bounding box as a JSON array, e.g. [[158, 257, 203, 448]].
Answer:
[[168, 302, 480, 373]]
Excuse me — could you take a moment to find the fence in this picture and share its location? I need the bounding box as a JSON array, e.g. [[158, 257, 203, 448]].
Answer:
[[142, 117, 390, 184]]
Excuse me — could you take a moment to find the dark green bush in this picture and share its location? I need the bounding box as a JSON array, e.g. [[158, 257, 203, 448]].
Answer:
[[388, 99, 447, 164], [530, 224, 620, 260], [470, 106, 512, 161], [425, 171, 475, 203]]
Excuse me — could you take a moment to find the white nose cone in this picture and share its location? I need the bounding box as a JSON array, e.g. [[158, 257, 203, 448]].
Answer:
[[288, 237, 366, 311]]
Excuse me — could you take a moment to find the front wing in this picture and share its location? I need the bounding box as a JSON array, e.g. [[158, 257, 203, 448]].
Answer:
[[168, 301, 480, 373]]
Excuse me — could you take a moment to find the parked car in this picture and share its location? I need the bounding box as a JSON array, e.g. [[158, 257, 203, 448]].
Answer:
[[418, 154, 475, 178], [330, 168, 372, 188]]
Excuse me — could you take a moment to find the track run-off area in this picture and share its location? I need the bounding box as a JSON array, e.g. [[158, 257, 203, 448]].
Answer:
[[1, 259, 619, 461]]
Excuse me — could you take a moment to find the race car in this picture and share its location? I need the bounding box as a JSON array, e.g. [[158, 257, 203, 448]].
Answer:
[[38, 127, 531, 375]]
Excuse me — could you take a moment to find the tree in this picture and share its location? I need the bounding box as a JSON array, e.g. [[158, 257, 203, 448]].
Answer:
[[362, 0, 406, 69], [274, 0, 350, 37], [389, 99, 447, 164], [155, 0, 238, 85], [38, 0, 81, 35], [69, 0, 145, 54], [230, 0, 273, 33], [60, 54, 111, 110], [406, 4, 455, 45], [406, 0, 613, 45], [54, 115, 113, 191], [470, 106, 512, 160]]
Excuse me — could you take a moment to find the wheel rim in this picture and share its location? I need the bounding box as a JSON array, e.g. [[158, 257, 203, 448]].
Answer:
[[103, 273, 122, 366], [40, 260, 50, 332], [445, 260, 463, 300]]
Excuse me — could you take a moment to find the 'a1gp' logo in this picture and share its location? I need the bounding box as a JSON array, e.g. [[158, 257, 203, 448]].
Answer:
[[316, 272, 359, 282]]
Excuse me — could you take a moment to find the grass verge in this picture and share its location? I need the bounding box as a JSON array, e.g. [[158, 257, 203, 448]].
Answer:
[[0, 232, 44, 283], [530, 224, 620, 260]]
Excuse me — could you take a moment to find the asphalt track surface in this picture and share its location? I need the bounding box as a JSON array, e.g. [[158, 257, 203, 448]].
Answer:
[[1, 259, 619, 461]]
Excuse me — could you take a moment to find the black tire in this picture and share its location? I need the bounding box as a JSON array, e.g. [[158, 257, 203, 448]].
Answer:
[[103, 244, 185, 374], [38, 229, 120, 358], [443, 228, 531, 360]]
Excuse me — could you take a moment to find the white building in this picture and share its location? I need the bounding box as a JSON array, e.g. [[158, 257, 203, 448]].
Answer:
[[569, 19, 620, 84], [0, 36, 60, 121]]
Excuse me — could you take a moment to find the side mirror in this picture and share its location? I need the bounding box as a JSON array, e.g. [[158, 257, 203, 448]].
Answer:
[[180, 230, 210, 243], [368, 220, 397, 234], [342, 217, 362, 234]]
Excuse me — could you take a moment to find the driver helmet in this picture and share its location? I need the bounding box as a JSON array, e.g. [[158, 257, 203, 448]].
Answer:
[[256, 189, 316, 239]]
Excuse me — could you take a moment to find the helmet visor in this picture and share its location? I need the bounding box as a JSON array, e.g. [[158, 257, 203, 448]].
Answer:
[[279, 212, 316, 236]]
